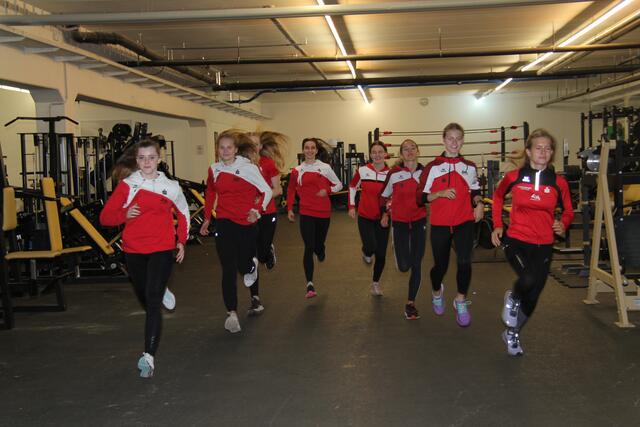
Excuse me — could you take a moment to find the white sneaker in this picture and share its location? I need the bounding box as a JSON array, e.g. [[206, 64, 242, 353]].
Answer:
[[162, 288, 176, 311], [502, 329, 524, 356], [243, 257, 259, 288], [137, 352, 155, 378], [224, 311, 241, 333], [370, 282, 383, 296], [362, 253, 373, 264]]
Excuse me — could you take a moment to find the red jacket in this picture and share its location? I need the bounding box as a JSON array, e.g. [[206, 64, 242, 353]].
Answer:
[[420, 154, 481, 226], [381, 164, 426, 223], [348, 163, 389, 220], [204, 156, 273, 225], [259, 156, 280, 215], [100, 171, 189, 254], [492, 165, 574, 245], [287, 160, 343, 218]]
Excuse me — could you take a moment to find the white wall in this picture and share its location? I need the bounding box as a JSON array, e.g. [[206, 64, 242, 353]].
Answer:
[[0, 89, 36, 186], [263, 92, 584, 171]]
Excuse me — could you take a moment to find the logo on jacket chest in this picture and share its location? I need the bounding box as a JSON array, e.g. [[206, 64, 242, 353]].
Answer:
[[530, 193, 541, 202]]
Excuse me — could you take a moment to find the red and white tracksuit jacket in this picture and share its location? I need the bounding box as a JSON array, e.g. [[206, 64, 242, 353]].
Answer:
[[492, 165, 574, 245], [259, 156, 280, 215], [100, 171, 189, 254], [420, 154, 481, 226], [348, 163, 389, 220], [287, 159, 343, 218], [381, 164, 426, 223], [204, 156, 273, 225]]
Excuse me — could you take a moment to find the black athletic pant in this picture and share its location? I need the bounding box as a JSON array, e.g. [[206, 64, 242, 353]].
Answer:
[[358, 216, 390, 282], [257, 213, 277, 264], [392, 218, 427, 301], [299, 214, 330, 282], [125, 250, 174, 356], [214, 219, 259, 312], [503, 236, 553, 318], [430, 220, 475, 296]]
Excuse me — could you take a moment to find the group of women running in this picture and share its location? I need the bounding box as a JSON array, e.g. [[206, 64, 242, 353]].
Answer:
[[100, 123, 573, 378]]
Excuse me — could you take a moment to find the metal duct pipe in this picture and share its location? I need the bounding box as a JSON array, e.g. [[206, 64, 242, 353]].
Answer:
[[0, 0, 590, 26], [119, 42, 640, 67], [536, 73, 640, 107], [70, 30, 217, 86], [213, 64, 640, 91]]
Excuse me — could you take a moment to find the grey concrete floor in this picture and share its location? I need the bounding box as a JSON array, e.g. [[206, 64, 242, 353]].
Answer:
[[1, 213, 640, 426]]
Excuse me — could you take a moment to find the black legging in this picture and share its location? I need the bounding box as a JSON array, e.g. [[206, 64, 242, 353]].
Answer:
[[503, 235, 553, 318], [299, 215, 330, 282], [392, 218, 427, 301], [256, 213, 277, 264], [214, 219, 259, 311], [430, 220, 474, 295], [125, 250, 174, 356], [358, 216, 390, 282]]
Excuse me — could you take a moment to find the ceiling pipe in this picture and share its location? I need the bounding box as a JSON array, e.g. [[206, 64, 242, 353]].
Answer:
[[536, 73, 640, 107], [69, 30, 218, 86], [118, 42, 640, 67], [0, 0, 591, 26], [213, 64, 640, 91]]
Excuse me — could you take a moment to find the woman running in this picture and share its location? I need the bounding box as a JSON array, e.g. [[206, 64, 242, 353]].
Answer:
[[100, 139, 189, 378], [287, 137, 343, 298], [348, 141, 390, 296], [380, 139, 427, 319], [250, 131, 287, 270], [491, 128, 573, 356], [419, 123, 484, 327], [200, 130, 273, 333]]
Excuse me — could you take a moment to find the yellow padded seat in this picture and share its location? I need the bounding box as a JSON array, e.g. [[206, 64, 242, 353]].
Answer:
[[190, 188, 215, 218], [59, 197, 114, 256]]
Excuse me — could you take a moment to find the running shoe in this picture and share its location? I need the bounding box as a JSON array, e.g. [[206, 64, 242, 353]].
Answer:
[[502, 290, 520, 328], [502, 329, 524, 356], [362, 253, 373, 265], [137, 352, 154, 378], [370, 282, 383, 296], [162, 288, 176, 311], [224, 311, 241, 333], [247, 296, 264, 316], [453, 299, 471, 327], [243, 257, 259, 287], [265, 244, 276, 270], [305, 282, 317, 299], [432, 284, 445, 316], [404, 303, 420, 320], [315, 248, 326, 262]]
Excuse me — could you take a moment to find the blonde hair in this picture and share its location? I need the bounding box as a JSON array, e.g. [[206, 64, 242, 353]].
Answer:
[[394, 139, 419, 168], [506, 128, 557, 169], [217, 129, 259, 164], [258, 131, 288, 172]]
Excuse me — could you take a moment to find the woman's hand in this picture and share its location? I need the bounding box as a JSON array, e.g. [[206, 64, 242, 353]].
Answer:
[[491, 226, 503, 247], [439, 188, 456, 199], [287, 210, 295, 222], [199, 219, 210, 236], [380, 213, 389, 228], [126, 203, 140, 219], [316, 189, 328, 197], [247, 209, 260, 224], [474, 202, 484, 223], [552, 220, 566, 237], [175, 243, 185, 264], [348, 207, 357, 219]]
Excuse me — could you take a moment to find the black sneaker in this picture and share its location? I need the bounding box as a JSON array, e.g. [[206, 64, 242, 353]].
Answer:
[[265, 244, 276, 270], [404, 303, 420, 320], [315, 249, 326, 262], [247, 296, 264, 316]]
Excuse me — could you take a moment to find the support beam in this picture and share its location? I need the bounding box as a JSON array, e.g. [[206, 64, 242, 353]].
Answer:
[[23, 46, 58, 54], [0, 1, 591, 26]]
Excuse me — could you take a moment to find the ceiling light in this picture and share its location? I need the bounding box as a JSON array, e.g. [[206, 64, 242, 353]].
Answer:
[[494, 78, 513, 92], [0, 84, 29, 94], [357, 85, 370, 105]]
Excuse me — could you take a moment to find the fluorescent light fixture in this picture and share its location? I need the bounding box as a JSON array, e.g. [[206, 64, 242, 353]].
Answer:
[[494, 78, 513, 92], [0, 84, 29, 94], [495, 0, 634, 92], [318, 0, 370, 104]]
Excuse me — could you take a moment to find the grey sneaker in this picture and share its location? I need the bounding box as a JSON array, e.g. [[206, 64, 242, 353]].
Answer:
[[243, 257, 259, 288], [224, 311, 241, 333], [502, 290, 520, 327], [162, 288, 176, 311], [137, 352, 154, 378], [502, 329, 524, 356], [247, 296, 264, 316]]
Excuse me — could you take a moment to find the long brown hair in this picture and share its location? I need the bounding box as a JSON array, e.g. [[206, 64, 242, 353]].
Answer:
[[394, 139, 419, 168], [217, 129, 259, 165], [507, 128, 557, 169], [302, 137, 331, 163], [111, 138, 161, 182]]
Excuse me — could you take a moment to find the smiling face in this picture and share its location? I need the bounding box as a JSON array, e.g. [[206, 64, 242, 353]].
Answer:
[[526, 136, 553, 170], [370, 144, 387, 165], [136, 146, 161, 177], [443, 129, 464, 157], [303, 140, 318, 162], [218, 137, 237, 164]]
